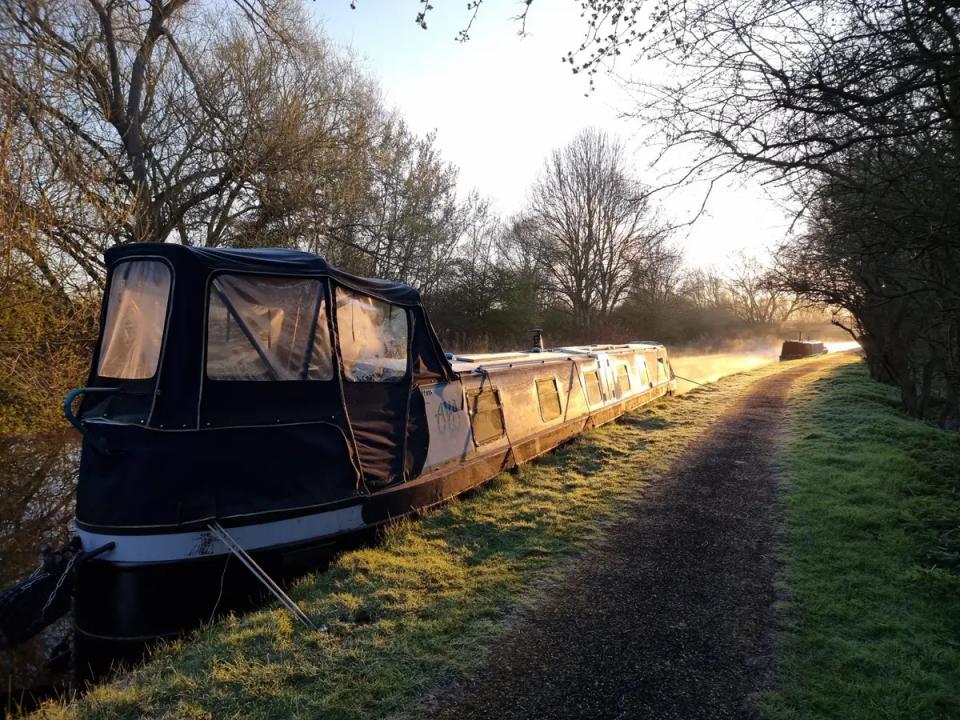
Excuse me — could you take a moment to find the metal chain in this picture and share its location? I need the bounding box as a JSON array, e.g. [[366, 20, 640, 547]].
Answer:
[[40, 551, 79, 618], [0, 563, 48, 606]]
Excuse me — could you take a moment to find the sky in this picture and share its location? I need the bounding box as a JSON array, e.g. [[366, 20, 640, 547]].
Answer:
[[314, 0, 794, 270]]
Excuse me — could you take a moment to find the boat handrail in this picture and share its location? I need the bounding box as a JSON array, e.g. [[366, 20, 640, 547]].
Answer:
[[63, 386, 121, 433], [471, 356, 579, 373]]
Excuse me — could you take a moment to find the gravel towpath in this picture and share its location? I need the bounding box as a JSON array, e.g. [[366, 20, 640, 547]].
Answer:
[[427, 356, 840, 720]]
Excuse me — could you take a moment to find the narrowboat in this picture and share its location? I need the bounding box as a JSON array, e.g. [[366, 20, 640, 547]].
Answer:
[[53, 245, 676, 661], [779, 339, 827, 361]]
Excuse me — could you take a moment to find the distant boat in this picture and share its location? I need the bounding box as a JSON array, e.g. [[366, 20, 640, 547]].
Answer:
[[779, 338, 828, 361], [48, 244, 678, 665]]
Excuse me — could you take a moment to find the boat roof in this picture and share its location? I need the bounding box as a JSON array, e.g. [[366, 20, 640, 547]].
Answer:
[[105, 243, 424, 306], [449, 342, 665, 374]]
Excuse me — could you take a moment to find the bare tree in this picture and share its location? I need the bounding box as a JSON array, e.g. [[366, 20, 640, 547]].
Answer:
[[301, 117, 465, 295], [680, 269, 730, 312], [1, 0, 295, 246], [726, 253, 799, 326], [0, 108, 99, 432], [0, 0, 393, 288], [432, 0, 960, 425], [0, 1, 470, 287], [528, 128, 667, 336], [0, 1, 480, 430]]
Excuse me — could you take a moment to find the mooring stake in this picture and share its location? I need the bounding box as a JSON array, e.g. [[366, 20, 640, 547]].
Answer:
[[207, 522, 316, 629]]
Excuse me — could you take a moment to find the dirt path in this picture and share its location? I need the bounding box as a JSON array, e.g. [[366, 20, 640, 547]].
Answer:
[[426, 356, 842, 720]]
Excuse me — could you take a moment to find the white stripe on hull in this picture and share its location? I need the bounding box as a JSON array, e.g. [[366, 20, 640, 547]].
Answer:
[[78, 504, 365, 565]]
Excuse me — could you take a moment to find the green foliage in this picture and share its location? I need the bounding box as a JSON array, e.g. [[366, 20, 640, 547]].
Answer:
[[0, 273, 98, 434], [763, 362, 960, 719]]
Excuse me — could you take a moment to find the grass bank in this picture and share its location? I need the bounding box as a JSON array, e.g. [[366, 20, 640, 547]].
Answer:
[[33, 357, 840, 720], [764, 362, 960, 719]]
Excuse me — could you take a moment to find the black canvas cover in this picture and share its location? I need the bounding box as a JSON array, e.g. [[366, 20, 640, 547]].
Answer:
[[76, 422, 357, 528], [75, 244, 455, 531]]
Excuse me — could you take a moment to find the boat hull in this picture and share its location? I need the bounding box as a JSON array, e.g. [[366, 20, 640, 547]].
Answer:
[[73, 529, 362, 677], [72, 382, 671, 672]]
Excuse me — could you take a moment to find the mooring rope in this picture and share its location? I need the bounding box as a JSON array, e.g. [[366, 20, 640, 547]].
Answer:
[[673, 374, 708, 387]]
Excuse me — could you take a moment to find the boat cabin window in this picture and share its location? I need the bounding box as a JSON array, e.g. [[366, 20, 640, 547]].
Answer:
[[637, 358, 653, 387], [536, 378, 562, 422], [97, 260, 172, 379], [617, 363, 632, 393], [657, 357, 668, 382], [206, 275, 333, 381], [584, 369, 603, 405], [336, 288, 408, 382], [468, 388, 505, 445]]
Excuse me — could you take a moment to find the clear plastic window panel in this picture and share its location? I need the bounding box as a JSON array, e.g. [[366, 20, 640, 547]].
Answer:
[[97, 260, 172, 379], [206, 275, 332, 381], [636, 358, 653, 386], [335, 288, 409, 382], [584, 370, 603, 405], [537, 378, 562, 421], [469, 389, 505, 444]]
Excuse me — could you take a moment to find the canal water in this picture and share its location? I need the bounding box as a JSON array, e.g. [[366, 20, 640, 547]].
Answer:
[[0, 431, 79, 713]]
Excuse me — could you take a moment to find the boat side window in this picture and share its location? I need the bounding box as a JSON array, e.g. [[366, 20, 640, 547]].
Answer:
[[468, 388, 505, 445], [536, 378, 562, 422], [336, 288, 409, 383], [637, 358, 653, 387], [617, 363, 631, 393], [584, 369, 603, 405], [97, 260, 172, 380], [206, 275, 333, 381]]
